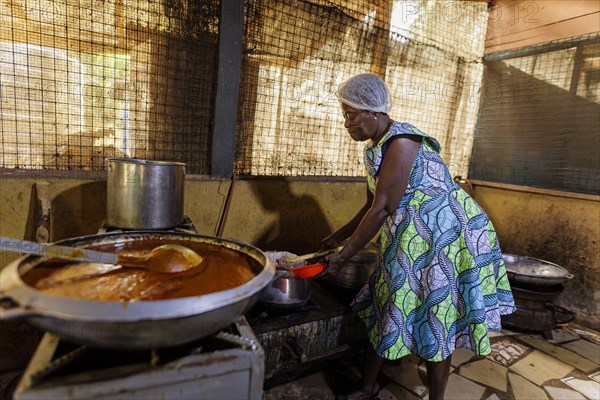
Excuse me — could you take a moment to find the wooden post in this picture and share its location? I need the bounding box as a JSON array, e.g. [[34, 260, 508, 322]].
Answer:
[[370, 0, 393, 79], [211, 0, 245, 177]]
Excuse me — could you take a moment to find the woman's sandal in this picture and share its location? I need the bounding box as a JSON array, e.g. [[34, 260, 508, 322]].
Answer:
[[336, 383, 380, 400]]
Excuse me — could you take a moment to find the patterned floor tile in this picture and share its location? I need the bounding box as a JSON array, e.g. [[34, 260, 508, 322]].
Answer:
[[561, 376, 600, 400], [460, 359, 508, 392], [568, 325, 600, 346], [382, 356, 427, 398], [548, 328, 580, 344], [444, 373, 486, 400], [379, 382, 422, 400], [544, 385, 588, 400], [562, 339, 600, 364], [262, 371, 335, 400], [488, 338, 529, 367], [509, 350, 573, 386], [518, 335, 598, 373], [261, 322, 600, 400], [508, 372, 548, 400], [451, 348, 475, 368]]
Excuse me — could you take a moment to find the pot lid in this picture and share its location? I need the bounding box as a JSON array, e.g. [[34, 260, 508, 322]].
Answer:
[[107, 157, 186, 166], [502, 254, 573, 279]]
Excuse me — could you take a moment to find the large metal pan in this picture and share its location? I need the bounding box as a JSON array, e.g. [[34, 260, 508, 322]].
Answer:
[[502, 253, 574, 288], [0, 232, 275, 349]]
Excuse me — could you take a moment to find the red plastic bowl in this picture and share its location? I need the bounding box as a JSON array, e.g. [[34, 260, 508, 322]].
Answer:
[[291, 262, 326, 279]]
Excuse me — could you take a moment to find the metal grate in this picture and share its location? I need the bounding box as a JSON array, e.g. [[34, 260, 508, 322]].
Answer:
[[470, 33, 600, 195], [235, 0, 489, 176], [0, 0, 219, 174]]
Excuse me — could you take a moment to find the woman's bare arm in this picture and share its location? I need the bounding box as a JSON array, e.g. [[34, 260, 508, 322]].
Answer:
[[325, 136, 421, 274]]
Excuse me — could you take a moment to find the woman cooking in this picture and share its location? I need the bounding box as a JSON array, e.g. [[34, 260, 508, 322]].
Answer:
[[319, 73, 516, 400]]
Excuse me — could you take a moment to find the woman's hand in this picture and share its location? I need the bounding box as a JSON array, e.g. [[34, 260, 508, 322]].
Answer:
[[320, 251, 346, 277]]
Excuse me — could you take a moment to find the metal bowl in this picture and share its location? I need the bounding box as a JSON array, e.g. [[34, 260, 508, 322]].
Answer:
[[0, 231, 275, 349], [259, 270, 311, 312], [260, 251, 310, 312], [502, 253, 574, 287]]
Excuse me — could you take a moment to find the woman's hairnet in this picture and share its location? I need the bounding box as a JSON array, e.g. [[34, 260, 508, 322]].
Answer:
[[335, 73, 392, 113]]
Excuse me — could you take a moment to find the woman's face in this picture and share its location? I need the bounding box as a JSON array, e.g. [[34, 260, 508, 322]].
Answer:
[[341, 103, 378, 142]]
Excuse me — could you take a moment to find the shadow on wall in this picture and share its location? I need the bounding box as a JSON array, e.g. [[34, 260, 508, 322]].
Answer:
[[249, 180, 333, 255], [51, 181, 107, 241]]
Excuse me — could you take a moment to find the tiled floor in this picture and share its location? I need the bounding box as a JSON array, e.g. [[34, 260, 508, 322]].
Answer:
[[263, 322, 600, 400]]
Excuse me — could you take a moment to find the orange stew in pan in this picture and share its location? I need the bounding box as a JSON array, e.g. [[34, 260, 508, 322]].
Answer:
[[21, 240, 258, 302]]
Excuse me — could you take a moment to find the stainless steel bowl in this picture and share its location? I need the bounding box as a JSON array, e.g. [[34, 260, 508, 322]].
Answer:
[[260, 251, 310, 312], [259, 270, 311, 312]]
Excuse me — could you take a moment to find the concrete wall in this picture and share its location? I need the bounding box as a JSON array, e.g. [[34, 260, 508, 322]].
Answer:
[[219, 178, 365, 255], [0, 175, 366, 258]]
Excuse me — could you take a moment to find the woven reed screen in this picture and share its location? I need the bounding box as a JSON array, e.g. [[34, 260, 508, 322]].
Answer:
[[0, 0, 218, 173], [470, 33, 600, 195], [1, 1, 488, 176], [235, 0, 489, 176]]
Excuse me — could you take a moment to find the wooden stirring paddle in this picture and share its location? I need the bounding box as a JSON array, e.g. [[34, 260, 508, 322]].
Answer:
[[284, 246, 342, 263]]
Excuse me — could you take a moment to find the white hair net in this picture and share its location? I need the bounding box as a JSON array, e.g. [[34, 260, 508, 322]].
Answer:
[[335, 73, 392, 113]]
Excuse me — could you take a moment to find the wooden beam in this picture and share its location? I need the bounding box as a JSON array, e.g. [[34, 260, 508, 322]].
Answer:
[[485, 0, 600, 54], [370, 0, 393, 79], [211, 0, 245, 178]]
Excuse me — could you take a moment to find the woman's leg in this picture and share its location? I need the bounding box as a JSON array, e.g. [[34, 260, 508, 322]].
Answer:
[[360, 344, 385, 390], [425, 355, 452, 400], [338, 345, 385, 400]]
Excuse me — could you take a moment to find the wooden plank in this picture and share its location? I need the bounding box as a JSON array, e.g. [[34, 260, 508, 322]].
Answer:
[[485, 0, 600, 54], [484, 32, 598, 61], [370, 0, 392, 79], [468, 179, 600, 202]]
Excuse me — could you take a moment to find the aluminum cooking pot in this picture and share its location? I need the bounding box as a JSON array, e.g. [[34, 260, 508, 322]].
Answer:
[[326, 242, 379, 291], [502, 253, 574, 287], [0, 232, 275, 349], [107, 158, 185, 229]]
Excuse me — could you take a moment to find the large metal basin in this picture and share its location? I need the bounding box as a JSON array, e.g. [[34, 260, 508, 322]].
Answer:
[[502, 253, 573, 288], [0, 232, 275, 349]]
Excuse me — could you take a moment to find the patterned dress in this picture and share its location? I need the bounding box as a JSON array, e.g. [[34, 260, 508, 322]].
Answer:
[[352, 121, 516, 362]]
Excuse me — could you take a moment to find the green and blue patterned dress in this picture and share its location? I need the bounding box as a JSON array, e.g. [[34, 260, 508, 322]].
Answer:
[[352, 121, 516, 362]]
